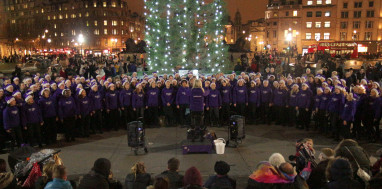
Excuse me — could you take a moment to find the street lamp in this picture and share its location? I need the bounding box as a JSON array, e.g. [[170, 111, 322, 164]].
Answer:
[[47, 38, 51, 53], [78, 34, 84, 55], [353, 30, 357, 41], [45, 29, 48, 33]]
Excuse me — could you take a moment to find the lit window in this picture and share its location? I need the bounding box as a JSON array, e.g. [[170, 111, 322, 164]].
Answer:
[[72, 30, 76, 36], [325, 11, 331, 17], [324, 33, 330, 39], [112, 2, 116, 7], [112, 29, 117, 35], [306, 22, 312, 28], [85, 3, 88, 8], [53, 15, 56, 20], [41, 8, 44, 13], [47, 16, 50, 20], [65, 14, 68, 19], [93, 2, 97, 7], [11, 19, 16, 24], [122, 30, 124, 35], [103, 2, 107, 7], [54, 24, 56, 28], [306, 33, 312, 39], [317, 0, 322, 4], [59, 14, 63, 19], [78, 13, 81, 17], [324, 21, 331, 28], [315, 22, 321, 28], [104, 20, 107, 26], [315, 33, 321, 40], [86, 21, 89, 26], [94, 29, 99, 35], [121, 21, 124, 26], [293, 11, 297, 16], [307, 1, 313, 5], [54, 32, 57, 36], [112, 20, 118, 26], [71, 14, 76, 18], [94, 20, 98, 26], [104, 29, 108, 35], [85, 12, 89, 17], [326, 0, 331, 4], [61, 33, 64, 36]]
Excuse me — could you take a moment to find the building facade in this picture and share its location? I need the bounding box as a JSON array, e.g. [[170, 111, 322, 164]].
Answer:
[[2, 0, 145, 55], [265, 0, 382, 54]]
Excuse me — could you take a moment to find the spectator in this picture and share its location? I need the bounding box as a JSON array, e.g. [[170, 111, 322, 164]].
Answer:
[[159, 158, 183, 189], [204, 161, 236, 189], [35, 161, 56, 189], [153, 177, 169, 189], [183, 167, 204, 189], [307, 148, 334, 189], [44, 165, 72, 189], [78, 158, 119, 189], [323, 158, 363, 189], [125, 162, 152, 189], [268, 153, 286, 168]]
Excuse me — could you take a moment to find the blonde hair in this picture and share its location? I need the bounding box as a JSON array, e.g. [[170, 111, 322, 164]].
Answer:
[[193, 79, 205, 93], [131, 162, 146, 174]]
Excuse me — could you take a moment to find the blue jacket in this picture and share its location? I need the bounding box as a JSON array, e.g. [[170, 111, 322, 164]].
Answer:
[[327, 93, 345, 114], [38, 96, 57, 118], [176, 87, 190, 105], [119, 89, 133, 107], [44, 178, 73, 189], [207, 89, 222, 108], [341, 100, 356, 122], [260, 86, 272, 104], [161, 87, 175, 106], [105, 91, 119, 110], [22, 102, 43, 126], [132, 92, 145, 108], [190, 88, 205, 112], [58, 96, 77, 119], [297, 89, 312, 109], [3, 106, 20, 130], [146, 87, 160, 107], [220, 86, 231, 104], [233, 86, 248, 104], [88, 90, 103, 111], [76, 96, 91, 116]]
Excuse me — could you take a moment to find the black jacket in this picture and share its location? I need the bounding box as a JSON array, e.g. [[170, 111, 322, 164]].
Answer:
[[125, 173, 151, 189], [160, 170, 183, 189], [204, 175, 236, 189], [307, 159, 329, 189], [34, 176, 52, 189], [78, 170, 109, 189]]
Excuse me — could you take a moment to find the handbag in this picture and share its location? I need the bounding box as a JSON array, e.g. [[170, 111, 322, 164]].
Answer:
[[344, 146, 370, 182]]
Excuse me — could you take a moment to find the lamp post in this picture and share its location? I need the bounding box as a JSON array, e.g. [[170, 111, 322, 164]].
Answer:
[[353, 30, 357, 42], [47, 38, 51, 54], [78, 34, 84, 56], [286, 33, 292, 64], [315, 36, 320, 63]]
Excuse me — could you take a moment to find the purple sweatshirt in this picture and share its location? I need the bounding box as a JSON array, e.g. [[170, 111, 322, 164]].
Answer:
[[318, 93, 330, 111], [248, 87, 260, 106], [105, 91, 119, 110], [207, 89, 222, 108], [38, 96, 57, 118], [161, 87, 175, 106], [341, 100, 356, 122], [58, 96, 77, 119], [272, 88, 288, 106], [88, 90, 103, 111], [132, 92, 145, 108], [233, 86, 248, 104], [296, 89, 312, 109], [327, 93, 344, 113], [76, 96, 91, 116], [176, 87, 190, 105], [119, 89, 133, 107], [288, 92, 298, 107], [366, 96, 381, 119], [3, 106, 20, 130], [190, 88, 205, 112], [260, 86, 273, 104], [22, 102, 43, 126], [220, 86, 231, 104], [146, 87, 160, 107]]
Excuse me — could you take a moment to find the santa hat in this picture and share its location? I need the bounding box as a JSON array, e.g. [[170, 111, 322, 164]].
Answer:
[[4, 84, 13, 91], [40, 88, 50, 96], [62, 89, 70, 95], [77, 88, 85, 96], [91, 84, 98, 90], [25, 94, 33, 102], [292, 84, 299, 88], [317, 88, 323, 93], [325, 87, 332, 92], [12, 90, 21, 97], [76, 84, 83, 89], [44, 74, 51, 79], [5, 96, 15, 104], [108, 83, 115, 89], [302, 83, 309, 88], [335, 85, 344, 91], [122, 81, 129, 87], [372, 88, 380, 96], [13, 77, 19, 81], [58, 82, 65, 88], [373, 82, 380, 88]]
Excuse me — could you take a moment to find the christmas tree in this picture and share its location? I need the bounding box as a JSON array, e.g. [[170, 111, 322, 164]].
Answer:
[[144, 0, 229, 73]]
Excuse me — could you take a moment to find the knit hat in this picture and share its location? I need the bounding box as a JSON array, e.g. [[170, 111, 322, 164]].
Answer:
[[5, 96, 15, 104], [214, 161, 230, 175]]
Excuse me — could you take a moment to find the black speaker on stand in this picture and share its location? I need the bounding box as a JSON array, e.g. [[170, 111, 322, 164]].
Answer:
[[227, 115, 245, 147]]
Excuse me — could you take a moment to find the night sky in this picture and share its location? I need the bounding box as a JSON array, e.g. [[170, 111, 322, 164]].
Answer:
[[127, 0, 267, 23]]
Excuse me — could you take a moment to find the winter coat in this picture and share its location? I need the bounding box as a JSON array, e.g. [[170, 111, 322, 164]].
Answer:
[[44, 178, 73, 189], [334, 140, 370, 175], [22, 102, 43, 126], [3, 106, 21, 130], [176, 87, 191, 105], [78, 170, 109, 189], [159, 170, 183, 189], [38, 96, 57, 118], [190, 88, 205, 112], [125, 173, 151, 189], [204, 175, 236, 189]]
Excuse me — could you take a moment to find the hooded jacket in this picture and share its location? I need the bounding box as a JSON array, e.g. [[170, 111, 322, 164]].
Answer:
[[334, 140, 370, 174], [125, 173, 152, 189], [324, 158, 363, 189]]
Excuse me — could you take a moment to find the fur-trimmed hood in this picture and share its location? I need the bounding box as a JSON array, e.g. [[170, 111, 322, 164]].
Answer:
[[0, 172, 14, 189]]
